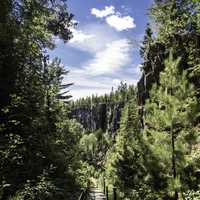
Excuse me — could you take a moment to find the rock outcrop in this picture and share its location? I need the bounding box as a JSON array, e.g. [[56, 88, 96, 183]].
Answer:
[[137, 42, 165, 106], [70, 102, 124, 134]]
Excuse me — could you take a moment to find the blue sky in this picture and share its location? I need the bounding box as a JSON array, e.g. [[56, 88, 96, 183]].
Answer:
[[49, 0, 153, 99]]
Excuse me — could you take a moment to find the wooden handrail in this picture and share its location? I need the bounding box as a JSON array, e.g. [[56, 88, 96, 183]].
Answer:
[[78, 188, 88, 200]]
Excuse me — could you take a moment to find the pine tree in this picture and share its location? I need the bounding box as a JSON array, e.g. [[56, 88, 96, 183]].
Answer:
[[138, 0, 200, 107], [105, 98, 145, 199], [143, 51, 199, 199], [0, 1, 83, 199], [140, 23, 153, 59], [150, 0, 200, 77]]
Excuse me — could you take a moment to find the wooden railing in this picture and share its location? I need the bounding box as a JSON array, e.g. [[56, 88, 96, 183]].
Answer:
[[78, 188, 88, 200], [103, 179, 117, 200], [78, 179, 118, 200]]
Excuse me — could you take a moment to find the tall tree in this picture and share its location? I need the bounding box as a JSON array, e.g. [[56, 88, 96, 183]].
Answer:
[[143, 51, 199, 199], [0, 1, 84, 199], [105, 98, 146, 199], [140, 23, 153, 59], [138, 0, 200, 107]]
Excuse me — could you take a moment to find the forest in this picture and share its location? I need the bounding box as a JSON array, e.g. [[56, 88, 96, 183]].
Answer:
[[0, 0, 200, 200]]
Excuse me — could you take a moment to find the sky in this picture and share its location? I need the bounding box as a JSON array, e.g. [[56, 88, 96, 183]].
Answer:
[[49, 0, 153, 99]]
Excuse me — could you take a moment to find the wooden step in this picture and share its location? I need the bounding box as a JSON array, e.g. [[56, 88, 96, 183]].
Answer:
[[88, 188, 106, 200]]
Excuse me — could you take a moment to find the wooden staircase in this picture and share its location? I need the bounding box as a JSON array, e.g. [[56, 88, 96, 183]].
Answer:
[[88, 188, 106, 200], [79, 187, 106, 200]]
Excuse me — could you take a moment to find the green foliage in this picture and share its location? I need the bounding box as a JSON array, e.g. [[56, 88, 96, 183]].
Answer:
[[143, 51, 199, 198], [184, 190, 200, 200], [80, 133, 98, 156], [103, 51, 200, 199], [1, 0, 200, 199], [80, 129, 110, 173], [150, 0, 198, 42], [139, 0, 200, 106], [9, 172, 57, 200], [140, 23, 153, 59], [105, 98, 145, 199], [0, 1, 84, 200], [76, 161, 96, 188]]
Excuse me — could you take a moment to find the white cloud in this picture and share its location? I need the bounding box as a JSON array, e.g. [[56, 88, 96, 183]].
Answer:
[[63, 70, 117, 100], [65, 69, 112, 89], [64, 69, 138, 100], [91, 6, 115, 18], [69, 28, 95, 44], [70, 88, 110, 100], [106, 15, 136, 31], [59, 23, 140, 99], [91, 5, 136, 32], [112, 79, 121, 86], [83, 39, 132, 75], [68, 24, 120, 53]]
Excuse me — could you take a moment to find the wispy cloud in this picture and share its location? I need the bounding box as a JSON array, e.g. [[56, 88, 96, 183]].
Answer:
[[64, 23, 140, 99], [69, 28, 95, 43], [68, 23, 120, 53], [91, 6, 115, 18], [64, 69, 139, 100], [83, 39, 132, 75], [68, 25, 134, 76]]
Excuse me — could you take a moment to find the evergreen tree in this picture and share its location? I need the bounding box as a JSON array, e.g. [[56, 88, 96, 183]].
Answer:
[[138, 0, 200, 106], [140, 23, 153, 59], [105, 98, 145, 199], [151, 0, 200, 86], [0, 1, 84, 199], [143, 51, 199, 199]]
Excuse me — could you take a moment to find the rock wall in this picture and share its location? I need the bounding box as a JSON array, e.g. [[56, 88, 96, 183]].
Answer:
[[137, 42, 166, 106], [70, 102, 124, 134]]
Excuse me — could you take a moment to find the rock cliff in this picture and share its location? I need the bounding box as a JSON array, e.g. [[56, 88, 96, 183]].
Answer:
[[70, 102, 124, 134]]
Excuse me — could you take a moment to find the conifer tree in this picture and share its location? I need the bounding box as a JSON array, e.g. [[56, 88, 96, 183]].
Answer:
[[0, 1, 84, 199], [140, 23, 153, 59], [105, 98, 145, 199], [143, 51, 199, 199]]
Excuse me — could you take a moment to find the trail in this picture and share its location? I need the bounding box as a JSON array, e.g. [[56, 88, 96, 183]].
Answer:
[[87, 188, 106, 200]]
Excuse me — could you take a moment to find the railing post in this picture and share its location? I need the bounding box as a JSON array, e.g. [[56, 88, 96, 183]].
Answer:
[[106, 186, 109, 200], [103, 178, 106, 194], [113, 186, 117, 200]]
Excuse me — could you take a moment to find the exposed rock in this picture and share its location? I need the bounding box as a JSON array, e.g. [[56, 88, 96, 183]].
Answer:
[[137, 31, 200, 107], [137, 42, 166, 106], [70, 102, 124, 134]]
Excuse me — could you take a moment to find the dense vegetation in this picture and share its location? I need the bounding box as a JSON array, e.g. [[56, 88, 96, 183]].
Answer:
[[0, 1, 84, 199], [0, 0, 200, 200], [104, 53, 200, 200], [71, 1, 200, 199], [103, 1, 200, 199]]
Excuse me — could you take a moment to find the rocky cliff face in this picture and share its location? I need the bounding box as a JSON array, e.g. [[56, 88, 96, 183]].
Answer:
[[137, 31, 200, 107], [70, 102, 124, 134], [137, 42, 166, 106], [137, 31, 200, 127]]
